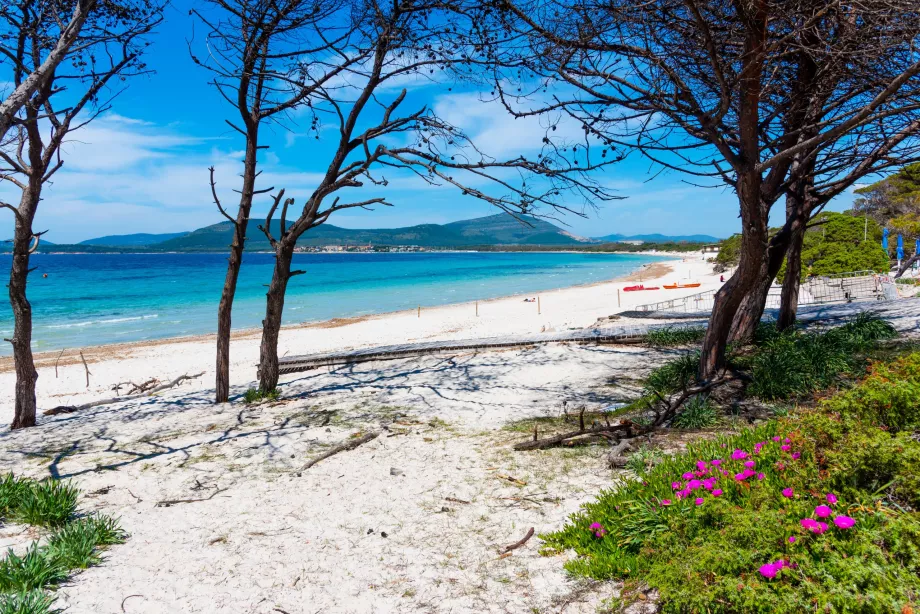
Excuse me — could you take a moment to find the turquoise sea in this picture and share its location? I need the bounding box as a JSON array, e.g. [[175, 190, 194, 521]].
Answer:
[[0, 252, 666, 354]]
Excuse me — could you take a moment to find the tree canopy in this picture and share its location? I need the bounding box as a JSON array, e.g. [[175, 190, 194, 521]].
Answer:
[[779, 212, 889, 281], [852, 163, 920, 226]]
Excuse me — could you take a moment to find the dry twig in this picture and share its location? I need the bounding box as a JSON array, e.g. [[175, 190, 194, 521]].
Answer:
[[299, 432, 379, 471]]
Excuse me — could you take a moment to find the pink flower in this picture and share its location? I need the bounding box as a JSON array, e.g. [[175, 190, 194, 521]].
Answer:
[[712, 489, 723, 497], [788, 536, 796, 544], [696, 460, 707, 471], [688, 479, 702, 490], [731, 449, 748, 460], [671, 482, 681, 490], [800, 518, 818, 531], [776, 461, 786, 471], [772, 436, 781, 442], [826, 493, 838, 505], [833, 515, 855, 529], [734, 472, 747, 481], [711, 459, 722, 467], [758, 562, 779, 579], [660, 499, 672, 506], [791, 452, 801, 460], [784, 437, 791, 443], [589, 522, 603, 530], [816, 522, 828, 534], [744, 460, 756, 469], [703, 478, 716, 490], [595, 529, 607, 537], [757, 472, 766, 481], [682, 472, 694, 480], [695, 497, 704, 506], [781, 445, 791, 452], [782, 487, 794, 498], [814, 505, 832, 518]]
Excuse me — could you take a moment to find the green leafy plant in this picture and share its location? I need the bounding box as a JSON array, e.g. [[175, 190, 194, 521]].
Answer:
[[672, 395, 717, 429], [12, 482, 78, 529], [242, 387, 281, 404], [0, 590, 60, 614], [644, 352, 699, 396]]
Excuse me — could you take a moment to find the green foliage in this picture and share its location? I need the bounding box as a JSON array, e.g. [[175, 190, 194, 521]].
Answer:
[[778, 212, 889, 281], [624, 447, 663, 476], [0, 475, 125, 605], [747, 314, 896, 399], [644, 352, 699, 396], [714, 234, 741, 268], [544, 352, 920, 613], [0, 591, 59, 614], [242, 387, 281, 404], [644, 326, 706, 348], [0, 477, 77, 529], [672, 396, 717, 429], [853, 162, 920, 227]]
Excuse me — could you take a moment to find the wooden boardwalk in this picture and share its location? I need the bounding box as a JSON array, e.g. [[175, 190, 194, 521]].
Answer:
[[278, 320, 708, 375]]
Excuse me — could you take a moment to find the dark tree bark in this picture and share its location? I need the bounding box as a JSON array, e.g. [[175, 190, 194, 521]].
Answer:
[[8, 186, 40, 429], [257, 239, 297, 392]]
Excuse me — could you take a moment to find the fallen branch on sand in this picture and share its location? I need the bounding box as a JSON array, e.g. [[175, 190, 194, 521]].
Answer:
[[299, 431, 380, 471], [156, 487, 227, 508], [43, 372, 205, 416], [513, 420, 642, 451], [499, 527, 535, 554]]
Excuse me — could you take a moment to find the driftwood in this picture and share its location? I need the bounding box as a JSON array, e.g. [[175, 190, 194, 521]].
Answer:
[[43, 372, 205, 416], [499, 527, 535, 554], [513, 420, 639, 451], [54, 348, 64, 378], [156, 487, 227, 508], [299, 432, 379, 471], [607, 439, 637, 468], [79, 351, 92, 388]]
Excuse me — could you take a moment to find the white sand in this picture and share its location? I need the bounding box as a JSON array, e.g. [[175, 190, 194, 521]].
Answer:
[[0, 252, 721, 613]]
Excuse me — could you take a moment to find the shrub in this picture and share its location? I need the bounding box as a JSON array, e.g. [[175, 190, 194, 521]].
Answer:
[[644, 352, 699, 396], [671, 395, 717, 429], [0, 547, 67, 594], [544, 353, 920, 613], [12, 482, 78, 529]]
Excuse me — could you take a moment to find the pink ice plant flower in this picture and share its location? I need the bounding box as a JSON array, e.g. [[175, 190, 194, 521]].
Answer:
[[826, 493, 838, 505], [688, 479, 702, 490], [695, 497, 704, 506], [660, 499, 672, 507], [757, 473, 766, 481], [758, 560, 792, 579], [833, 516, 855, 529], [772, 436, 781, 442], [696, 460, 707, 471], [671, 482, 681, 490], [744, 460, 756, 469], [788, 536, 796, 544], [589, 522, 607, 537], [781, 444, 791, 452], [712, 488, 723, 497], [814, 505, 832, 518], [731, 449, 748, 460], [791, 452, 801, 460], [800, 518, 818, 531], [711, 459, 722, 467], [782, 487, 794, 498], [682, 472, 694, 480]]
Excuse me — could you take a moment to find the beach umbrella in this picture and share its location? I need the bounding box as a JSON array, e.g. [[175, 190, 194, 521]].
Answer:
[[882, 228, 889, 252], [916, 238, 920, 256], [897, 234, 904, 261]]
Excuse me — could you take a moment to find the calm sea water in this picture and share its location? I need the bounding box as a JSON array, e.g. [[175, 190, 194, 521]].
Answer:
[[0, 252, 665, 354]]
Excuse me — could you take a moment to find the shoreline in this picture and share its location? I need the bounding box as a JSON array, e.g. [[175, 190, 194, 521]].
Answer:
[[0, 253, 719, 424], [3, 255, 683, 370]]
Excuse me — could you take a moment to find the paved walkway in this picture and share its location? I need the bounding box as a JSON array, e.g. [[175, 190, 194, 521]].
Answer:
[[278, 298, 920, 375]]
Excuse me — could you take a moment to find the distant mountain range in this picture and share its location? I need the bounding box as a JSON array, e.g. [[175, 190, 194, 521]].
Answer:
[[27, 214, 720, 251]]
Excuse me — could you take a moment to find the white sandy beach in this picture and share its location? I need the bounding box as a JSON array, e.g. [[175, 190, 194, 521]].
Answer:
[[0, 252, 720, 614]]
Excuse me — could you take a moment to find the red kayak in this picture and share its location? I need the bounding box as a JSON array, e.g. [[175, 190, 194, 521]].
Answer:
[[623, 284, 661, 292]]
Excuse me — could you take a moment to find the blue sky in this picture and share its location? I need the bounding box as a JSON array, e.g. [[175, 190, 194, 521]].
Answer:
[[1, 1, 864, 244]]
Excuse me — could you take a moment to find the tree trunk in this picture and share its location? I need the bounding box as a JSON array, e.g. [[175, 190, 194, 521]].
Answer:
[[727, 225, 792, 343], [215, 130, 259, 403], [9, 188, 39, 430], [777, 222, 806, 330], [699, 185, 769, 379], [258, 240, 296, 393]]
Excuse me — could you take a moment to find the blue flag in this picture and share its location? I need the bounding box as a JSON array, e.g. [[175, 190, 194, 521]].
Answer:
[[897, 234, 904, 261], [882, 228, 889, 252]]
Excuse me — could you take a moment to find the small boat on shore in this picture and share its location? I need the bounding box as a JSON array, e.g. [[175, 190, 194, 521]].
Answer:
[[623, 284, 661, 292], [663, 282, 702, 290]]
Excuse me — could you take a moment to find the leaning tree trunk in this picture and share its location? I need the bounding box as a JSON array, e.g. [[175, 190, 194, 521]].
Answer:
[[777, 222, 806, 330], [258, 239, 297, 393], [9, 188, 40, 430], [215, 130, 259, 403], [727, 225, 793, 344], [699, 182, 770, 380]]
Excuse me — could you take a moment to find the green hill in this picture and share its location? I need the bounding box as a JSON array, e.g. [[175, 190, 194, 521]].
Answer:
[[80, 232, 189, 247], [153, 213, 588, 251]]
